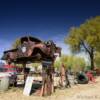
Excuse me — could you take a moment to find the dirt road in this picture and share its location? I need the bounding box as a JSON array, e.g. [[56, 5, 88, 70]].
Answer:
[[0, 77, 100, 100]]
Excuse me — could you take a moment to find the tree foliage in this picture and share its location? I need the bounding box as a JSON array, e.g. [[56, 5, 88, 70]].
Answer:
[[12, 38, 21, 49], [65, 16, 100, 70], [54, 55, 86, 72], [94, 52, 100, 67]]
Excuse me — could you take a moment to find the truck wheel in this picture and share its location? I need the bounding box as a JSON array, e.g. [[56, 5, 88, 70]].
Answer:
[[0, 76, 10, 91]]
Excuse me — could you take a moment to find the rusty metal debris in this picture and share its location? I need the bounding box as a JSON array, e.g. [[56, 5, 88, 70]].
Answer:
[[2, 36, 61, 64]]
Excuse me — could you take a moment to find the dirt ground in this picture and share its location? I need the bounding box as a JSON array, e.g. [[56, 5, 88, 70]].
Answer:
[[0, 77, 100, 100]]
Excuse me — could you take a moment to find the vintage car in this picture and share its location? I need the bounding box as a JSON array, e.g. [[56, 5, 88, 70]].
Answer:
[[0, 63, 17, 90], [1, 36, 61, 64]]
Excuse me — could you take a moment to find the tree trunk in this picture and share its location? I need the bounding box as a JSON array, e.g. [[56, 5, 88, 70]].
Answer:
[[90, 48, 94, 70], [90, 55, 94, 70], [82, 42, 94, 70]]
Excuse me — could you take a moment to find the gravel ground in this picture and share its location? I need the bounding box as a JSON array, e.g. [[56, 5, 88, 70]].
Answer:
[[0, 77, 100, 100]]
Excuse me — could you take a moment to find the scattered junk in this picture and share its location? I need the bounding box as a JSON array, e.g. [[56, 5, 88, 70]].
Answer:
[[1, 36, 61, 64], [23, 76, 34, 96], [76, 71, 89, 84], [0, 73, 10, 91], [76, 70, 96, 84], [0, 36, 97, 96], [0, 63, 17, 91], [59, 64, 71, 88], [67, 73, 78, 86], [86, 71, 96, 83], [17, 74, 24, 85], [59, 64, 66, 88], [1, 36, 61, 96]]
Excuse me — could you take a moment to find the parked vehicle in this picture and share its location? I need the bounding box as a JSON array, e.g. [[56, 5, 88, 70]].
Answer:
[[0, 73, 9, 91], [0, 64, 17, 89], [1, 36, 61, 63]]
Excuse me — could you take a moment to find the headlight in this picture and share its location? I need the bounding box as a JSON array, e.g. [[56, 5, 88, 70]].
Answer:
[[21, 47, 26, 53]]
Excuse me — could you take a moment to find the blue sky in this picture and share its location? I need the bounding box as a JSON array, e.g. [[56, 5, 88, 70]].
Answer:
[[0, 0, 100, 58]]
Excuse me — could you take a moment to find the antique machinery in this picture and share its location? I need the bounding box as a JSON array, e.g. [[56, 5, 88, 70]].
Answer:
[[1, 36, 61, 96], [2, 36, 61, 63]]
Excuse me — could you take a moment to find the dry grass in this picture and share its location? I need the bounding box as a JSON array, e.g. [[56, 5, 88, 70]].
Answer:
[[0, 77, 100, 100]]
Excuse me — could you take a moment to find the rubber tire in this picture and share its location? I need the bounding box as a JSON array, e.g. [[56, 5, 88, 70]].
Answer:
[[0, 76, 10, 91], [77, 73, 89, 84]]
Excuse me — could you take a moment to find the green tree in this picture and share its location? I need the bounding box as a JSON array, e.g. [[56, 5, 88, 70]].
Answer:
[[72, 56, 86, 72], [54, 60, 61, 70], [54, 55, 86, 72], [12, 38, 21, 49], [94, 52, 100, 68], [65, 16, 100, 70]]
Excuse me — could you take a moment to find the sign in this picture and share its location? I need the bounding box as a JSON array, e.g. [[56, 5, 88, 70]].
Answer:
[[23, 76, 34, 96]]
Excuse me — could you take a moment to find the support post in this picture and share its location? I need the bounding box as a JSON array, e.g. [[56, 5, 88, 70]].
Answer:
[[40, 61, 54, 96], [22, 62, 27, 83]]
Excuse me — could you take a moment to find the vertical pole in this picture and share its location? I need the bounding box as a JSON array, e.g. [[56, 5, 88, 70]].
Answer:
[[51, 62, 54, 93], [40, 61, 54, 96], [22, 62, 27, 84], [60, 64, 66, 88]]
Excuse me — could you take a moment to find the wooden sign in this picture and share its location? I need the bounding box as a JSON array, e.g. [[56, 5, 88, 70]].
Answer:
[[23, 76, 34, 96]]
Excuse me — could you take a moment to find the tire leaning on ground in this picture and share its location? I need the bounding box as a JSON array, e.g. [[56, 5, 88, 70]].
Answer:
[[0, 76, 10, 91], [77, 73, 89, 84]]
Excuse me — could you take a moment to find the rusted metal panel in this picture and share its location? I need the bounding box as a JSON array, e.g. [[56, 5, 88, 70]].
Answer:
[[1, 36, 61, 63]]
